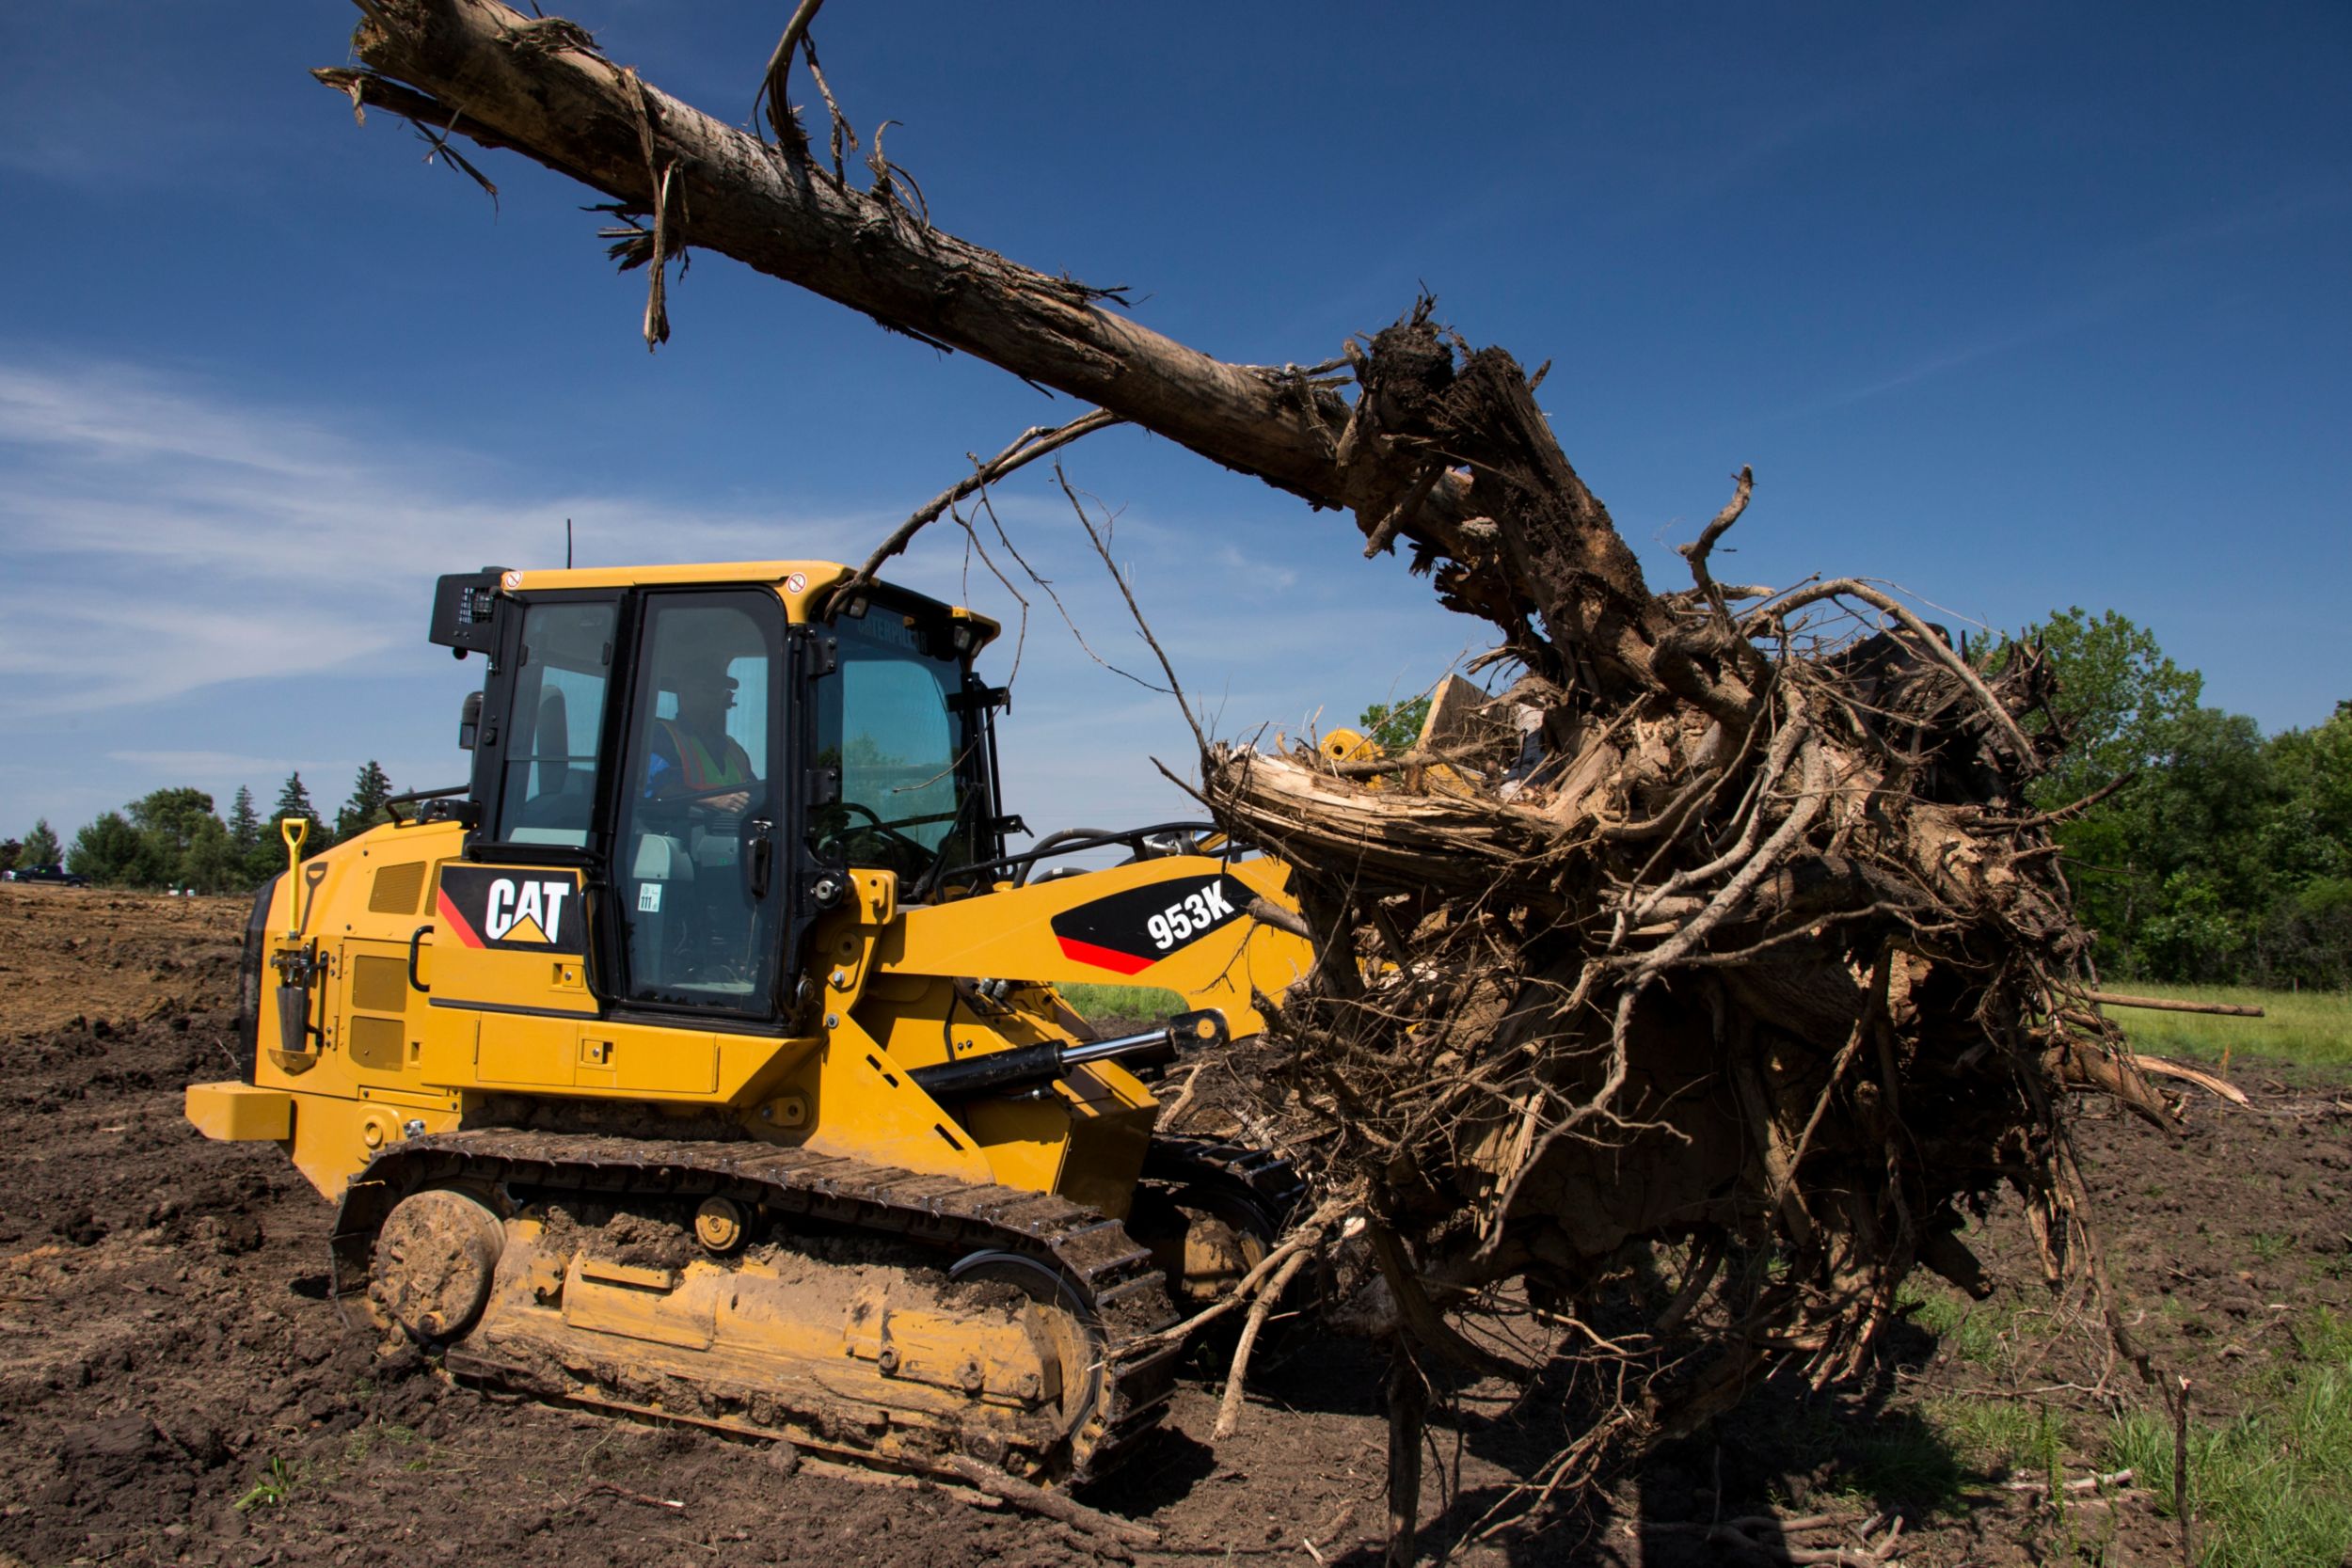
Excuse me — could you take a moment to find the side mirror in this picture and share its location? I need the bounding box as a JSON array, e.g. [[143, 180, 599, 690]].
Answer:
[[458, 690, 484, 751]]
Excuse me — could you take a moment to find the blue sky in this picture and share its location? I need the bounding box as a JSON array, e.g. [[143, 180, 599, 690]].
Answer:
[[3, 2, 2347, 848]]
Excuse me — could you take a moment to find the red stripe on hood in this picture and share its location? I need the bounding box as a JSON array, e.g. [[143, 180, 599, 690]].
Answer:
[[437, 886, 486, 948], [1056, 935, 1155, 975]]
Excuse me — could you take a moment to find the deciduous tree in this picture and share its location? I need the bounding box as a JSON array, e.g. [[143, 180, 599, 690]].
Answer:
[[69, 812, 154, 885]]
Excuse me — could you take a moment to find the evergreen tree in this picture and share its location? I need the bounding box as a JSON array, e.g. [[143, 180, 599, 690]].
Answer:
[[252, 772, 327, 881], [228, 786, 262, 856], [271, 772, 325, 843], [337, 761, 395, 841], [21, 818, 62, 868]]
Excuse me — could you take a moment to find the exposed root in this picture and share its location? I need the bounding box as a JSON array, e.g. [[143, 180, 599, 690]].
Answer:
[[1183, 311, 2181, 1544]]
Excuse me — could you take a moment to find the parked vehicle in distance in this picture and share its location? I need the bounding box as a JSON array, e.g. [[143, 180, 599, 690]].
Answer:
[[4, 864, 88, 887]]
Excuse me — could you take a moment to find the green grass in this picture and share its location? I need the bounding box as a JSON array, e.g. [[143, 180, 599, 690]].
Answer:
[[1060, 983, 1186, 1023], [233, 1456, 297, 1513], [1903, 1281, 2038, 1378], [1896, 1291, 2352, 1563], [2106, 983, 2352, 1069], [1924, 1396, 2069, 1480], [2104, 1309, 2352, 1568]]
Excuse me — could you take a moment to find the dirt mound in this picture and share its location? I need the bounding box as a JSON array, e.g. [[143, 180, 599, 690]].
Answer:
[[0, 886, 245, 1043]]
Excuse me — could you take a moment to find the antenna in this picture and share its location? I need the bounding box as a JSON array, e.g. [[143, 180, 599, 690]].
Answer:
[[565, 517, 574, 569]]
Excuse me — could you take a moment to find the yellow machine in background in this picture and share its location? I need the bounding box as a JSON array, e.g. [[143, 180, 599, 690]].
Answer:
[[186, 560, 1313, 1484]]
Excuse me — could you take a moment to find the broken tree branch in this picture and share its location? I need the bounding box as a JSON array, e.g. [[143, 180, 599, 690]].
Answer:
[[838, 408, 1121, 594], [753, 0, 827, 149], [2076, 990, 2264, 1018]]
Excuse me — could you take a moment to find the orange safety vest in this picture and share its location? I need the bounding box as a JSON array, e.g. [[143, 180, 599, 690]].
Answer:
[[656, 720, 750, 789]]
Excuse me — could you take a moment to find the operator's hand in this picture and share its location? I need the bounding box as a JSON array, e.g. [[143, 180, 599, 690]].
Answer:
[[709, 789, 752, 816]]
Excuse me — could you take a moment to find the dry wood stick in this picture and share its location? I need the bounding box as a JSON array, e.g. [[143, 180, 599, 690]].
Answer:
[[2076, 990, 2264, 1018], [840, 409, 1121, 593], [1787, 948, 1893, 1177], [1676, 464, 1754, 616], [1734, 1053, 1815, 1248], [944, 1457, 1158, 1548], [2003, 1467, 2136, 1494], [1156, 1063, 1205, 1131], [1211, 1244, 1311, 1438], [1061, 466, 1209, 754], [1383, 1347, 1427, 1568], [1745, 578, 2037, 764], [572, 1481, 684, 1511], [754, 0, 827, 145], [1638, 1517, 1899, 1566], [317, 3, 1494, 569], [2128, 1054, 2249, 1105], [2002, 769, 2137, 829], [2174, 1377, 2193, 1568], [1128, 1199, 1348, 1351]]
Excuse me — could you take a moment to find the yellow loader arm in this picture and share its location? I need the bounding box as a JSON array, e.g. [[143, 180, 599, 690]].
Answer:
[[882, 854, 1313, 1036]]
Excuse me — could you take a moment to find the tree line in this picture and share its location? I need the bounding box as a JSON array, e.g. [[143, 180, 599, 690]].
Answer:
[[1362, 610, 2347, 991], [1, 763, 397, 895], [1988, 610, 2350, 990], [3, 604, 2343, 989]]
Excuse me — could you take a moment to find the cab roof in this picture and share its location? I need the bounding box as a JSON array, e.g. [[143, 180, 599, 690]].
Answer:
[[496, 560, 1000, 645]]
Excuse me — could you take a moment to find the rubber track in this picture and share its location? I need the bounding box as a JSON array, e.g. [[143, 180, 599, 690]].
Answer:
[[331, 1131, 1185, 1482]]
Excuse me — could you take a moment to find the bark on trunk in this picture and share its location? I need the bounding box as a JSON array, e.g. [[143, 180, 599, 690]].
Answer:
[[329, 6, 1430, 542]]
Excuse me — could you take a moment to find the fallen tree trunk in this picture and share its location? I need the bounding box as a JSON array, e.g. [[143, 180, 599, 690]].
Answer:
[[318, 0, 1599, 644], [319, 0, 2179, 1538]]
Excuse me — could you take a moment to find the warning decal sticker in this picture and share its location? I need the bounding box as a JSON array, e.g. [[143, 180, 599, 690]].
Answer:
[[1048, 873, 1255, 975]]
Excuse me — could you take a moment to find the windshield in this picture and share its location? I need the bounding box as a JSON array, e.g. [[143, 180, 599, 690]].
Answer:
[[809, 613, 987, 887]]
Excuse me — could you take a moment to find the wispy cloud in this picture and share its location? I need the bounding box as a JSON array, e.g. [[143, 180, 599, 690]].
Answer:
[[0, 358, 873, 720], [1766, 309, 2105, 423], [1767, 180, 2352, 423], [0, 356, 1476, 838]]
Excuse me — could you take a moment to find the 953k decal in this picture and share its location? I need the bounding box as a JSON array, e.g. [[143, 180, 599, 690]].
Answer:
[[1049, 873, 1253, 975]]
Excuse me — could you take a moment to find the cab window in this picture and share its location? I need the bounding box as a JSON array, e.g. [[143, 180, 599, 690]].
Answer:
[[494, 600, 617, 847], [809, 615, 977, 886]]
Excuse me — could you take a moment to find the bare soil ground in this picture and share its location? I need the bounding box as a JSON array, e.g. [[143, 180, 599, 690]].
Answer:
[[1, 886, 2344, 1567]]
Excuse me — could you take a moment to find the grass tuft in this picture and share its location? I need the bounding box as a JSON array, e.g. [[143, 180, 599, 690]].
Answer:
[[232, 1456, 296, 1513], [2104, 1309, 2352, 1567], [1923, 1396, 2069, 1481]]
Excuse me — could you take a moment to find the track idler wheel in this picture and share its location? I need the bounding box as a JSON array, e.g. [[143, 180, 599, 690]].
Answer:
[[372, 1188, 504, 1342]]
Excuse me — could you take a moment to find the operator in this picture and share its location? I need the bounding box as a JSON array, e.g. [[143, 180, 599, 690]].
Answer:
[[646, 662, 755, 816]]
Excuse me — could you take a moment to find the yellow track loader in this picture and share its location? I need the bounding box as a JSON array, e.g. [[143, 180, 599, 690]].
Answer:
[[185, 560, 1315, 1485]]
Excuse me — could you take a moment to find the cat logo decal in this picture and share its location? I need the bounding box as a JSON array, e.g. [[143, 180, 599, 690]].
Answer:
[[437, 866, 586, 954]]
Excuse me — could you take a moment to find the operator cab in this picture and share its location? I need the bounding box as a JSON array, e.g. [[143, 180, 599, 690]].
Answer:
[[427, 562, 1014, 1028]]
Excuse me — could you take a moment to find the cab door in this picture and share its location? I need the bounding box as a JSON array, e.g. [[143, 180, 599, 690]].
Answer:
[[608, 590, 787, 1021], [419, 594, 615, 1087]]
